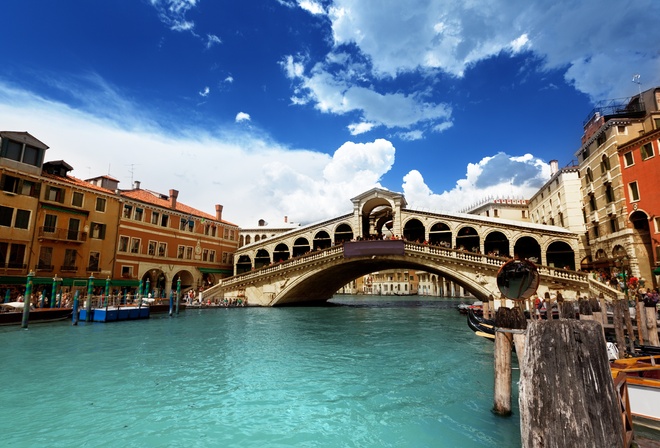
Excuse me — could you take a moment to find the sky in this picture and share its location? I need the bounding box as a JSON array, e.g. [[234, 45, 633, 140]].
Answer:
[[1, 0, 659, 227]]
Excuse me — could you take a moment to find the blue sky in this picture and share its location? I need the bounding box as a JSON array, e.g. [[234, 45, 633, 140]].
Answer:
[[1, 0, 659, 227]]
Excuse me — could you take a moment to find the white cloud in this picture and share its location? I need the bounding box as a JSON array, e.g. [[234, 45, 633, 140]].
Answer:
[[149, 0, 198, 33], [199, 86, 210, 97], [401, 152, 551, 213], [298, 0, 325, 15], [224, 76, 234, 83], [206, 34, 222, 48], [347, 122, 375, 135], [235, 112, 251, 122]]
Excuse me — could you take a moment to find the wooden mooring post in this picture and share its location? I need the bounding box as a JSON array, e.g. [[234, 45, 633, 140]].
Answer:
[[493, 306, 526, 416], [519, 320, 624, 447]]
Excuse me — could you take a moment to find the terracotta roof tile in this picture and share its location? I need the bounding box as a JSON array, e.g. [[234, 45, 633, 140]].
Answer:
[[41, 172, 116, 194]]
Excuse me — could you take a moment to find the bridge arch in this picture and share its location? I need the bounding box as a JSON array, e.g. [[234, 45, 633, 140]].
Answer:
[[546, 240, 576, 270], [456, 226, 480, 252], [429, 221, 452, 246], [513, 236, 542, 263], [255, 249, 271, 269], [313, 230, 332, 250], [402, 218, 425, 242], [334, 223, 354, 243], [484, 230, 510, 257], [236, 254, 252, 273], [273, 243, 290, 263], [293, 237, 311, 257]]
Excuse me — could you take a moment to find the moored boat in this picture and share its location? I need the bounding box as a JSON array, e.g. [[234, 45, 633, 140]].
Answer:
[[0, 302, 72, 326], [611, 355, 660, 431], [467, 308, 495, 340]]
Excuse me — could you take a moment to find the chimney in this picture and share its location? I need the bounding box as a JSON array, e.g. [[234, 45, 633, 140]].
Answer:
[[284, 216, 288, 223], [169, 189, 178, 209], [215, 204, 223, 221], [133, 180, 141, 190], [550, 160, 559, 176]]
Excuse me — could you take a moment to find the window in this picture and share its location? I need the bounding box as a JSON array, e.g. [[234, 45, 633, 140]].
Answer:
[[600, 154, 610, 173], [609, 218, 618, 233], [38, 247, 53, 270], [655, 216, 660, 233], [0, 139, 44, 167], [0, 206, 13, 227], [187, 219, 194, 232], [151, 211, 160, 225], [158, 243, 167, 257], [224, 228, 229, 239], [0, 242, 6, 267], [121, 266, 134, 278], [46, 186, 64, 203], [8, 244, 26, 268], [641, 142, 655, 160], [211, 226, 217, 237], [161, 214, 169, 227], [493, 209, 499, 218], [605, 184, 614, 203], [586, 167, 594, 183], [588, 194, 597, 212], [63, 249, 77, 270], [177, 245, 185, 259], [118, 236, 129, 252], [130, 238, 141, 254], [655, 118, 660, 130], [180, 218, 187, 231], [123, 204, 133, 218], [629, 181, 640, 202], [185, 246, 193, 259], [44, 214, 57, 233], [592, 224, 599, 239], [1, 174, 20, 194], [623, 151, 634, 167], [134, 207, 144, 221], [148, 241, 157, 256], [96, 197, 106, 212], [617, 125, 627, 134], [597, 133, 606, 146], [20, 180, 39, 197], [67, 218, 80, 241], [522, 210, 526, 218], [202, 249, 209, 261], [205, 224, 211, 235], [14, 209, 30, 229], [209, 250, 216, 262], [88, 252, 100, 272], [90, 223, 106, 240], [72, 191, 84, 207]]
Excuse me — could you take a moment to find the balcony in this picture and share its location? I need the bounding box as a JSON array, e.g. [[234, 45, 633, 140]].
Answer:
[[36, 264, 54, 272], [586, 183, 594, 195], [39, 226, 88, 243], [590, 210, 599, 222], [603, 171, 612, 184], [607, 204, 617, 216]]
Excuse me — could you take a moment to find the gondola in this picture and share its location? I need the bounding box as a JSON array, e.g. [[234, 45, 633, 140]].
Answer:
[[467, 308, 495, 340]]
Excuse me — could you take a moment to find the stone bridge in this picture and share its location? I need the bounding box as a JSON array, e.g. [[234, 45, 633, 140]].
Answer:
[[198, 187, 615, 306], [205, 240, 592, 306]]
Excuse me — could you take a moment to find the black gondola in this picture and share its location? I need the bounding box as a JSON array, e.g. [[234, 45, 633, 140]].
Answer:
[[467, 309, 495, 340]]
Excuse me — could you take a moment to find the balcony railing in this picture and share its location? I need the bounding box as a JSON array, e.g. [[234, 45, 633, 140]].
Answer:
[[38, 226, 88, 243], [36, 264, 54, 272], [60, 264, 78, 272]]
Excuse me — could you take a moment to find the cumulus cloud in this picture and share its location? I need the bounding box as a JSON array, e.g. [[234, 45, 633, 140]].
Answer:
[[401, 152, 551, 213], [235, 112, 251, 122]]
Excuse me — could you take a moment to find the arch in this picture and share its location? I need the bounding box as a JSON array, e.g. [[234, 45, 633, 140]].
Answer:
[[142, 269, 167, 298], [596, 249, 609, 260], [173, 270, 194, 291], [334, 223, 353, 244], [313, 230, 332, 250], [236, 254, 252, 274], [255, 235, 261, 242], [254, 249, 271, 269], [239, 235, 245, 247], [403, 218, 425, 242], [273, 243, 290, 263], [292, 237, 311, 257], [245, 235, 252, 245], [546, 240, 575, 270], [456, 226, 480, 253], [484, 231, 510, 257], [429, 222, 451, 247], [513, 236, 541, 263], [261, 234, 267, 240]]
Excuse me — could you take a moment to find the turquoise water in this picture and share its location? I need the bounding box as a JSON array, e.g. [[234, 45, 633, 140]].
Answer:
[[0, 296, 521, 447]]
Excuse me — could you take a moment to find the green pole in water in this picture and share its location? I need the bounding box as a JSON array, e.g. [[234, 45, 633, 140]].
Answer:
[[21, 271, 35, 329], [104, 277, 110, 307], [176, 277, 181, 315], [72, 290, 80, 325], [50, 276, 58, 308], [137, 280, 143, 308], [86, 274, 94, 322]]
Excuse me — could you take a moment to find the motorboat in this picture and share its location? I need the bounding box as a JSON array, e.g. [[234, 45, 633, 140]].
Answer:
[[611, 355, 660, 431], [0, 302, 71, 326]]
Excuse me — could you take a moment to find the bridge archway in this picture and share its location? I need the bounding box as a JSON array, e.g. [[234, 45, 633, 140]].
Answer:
[[546, 241, 575, 270], [313, 231, 331, 250], [456, 226, 479, 252], [334, 223, 353, 244], [484, 231, 509, 257], [403, 218, 425, 242], [255, 249, 270, 269], [236, 254, 252, 273], [429, 222, 451, 247], [273, 243, 290, 263], [514, 236, 542, 263], [293, 237, 311, 257]]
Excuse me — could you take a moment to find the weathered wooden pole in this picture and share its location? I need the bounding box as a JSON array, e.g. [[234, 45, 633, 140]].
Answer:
[[493, 307, 526, 416], [636, 295, 647, 345], [621, 299, 636, 354], [645, 304, 660, 346], [519, 320, 624, 447]]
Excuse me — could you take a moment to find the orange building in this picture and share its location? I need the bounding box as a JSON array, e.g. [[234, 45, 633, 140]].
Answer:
[[111, 182, 239, 298]]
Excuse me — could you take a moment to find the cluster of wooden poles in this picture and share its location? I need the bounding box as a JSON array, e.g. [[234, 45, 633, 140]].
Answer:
[[480, 294, 660, 448]]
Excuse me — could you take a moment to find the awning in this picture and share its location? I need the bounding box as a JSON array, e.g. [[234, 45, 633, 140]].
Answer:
[[653, 266, 660, 275], [198, 267, 232, 274], [41, 203, 89, 216]]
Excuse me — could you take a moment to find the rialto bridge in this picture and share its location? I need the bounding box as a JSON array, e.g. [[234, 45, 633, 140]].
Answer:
[[203, 188, 611, 306]]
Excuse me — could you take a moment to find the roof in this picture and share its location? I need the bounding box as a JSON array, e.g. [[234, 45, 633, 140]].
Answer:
[[41, 172, 118, 194], [120, 189, 237, 226], [0, 131, 49, 150]]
